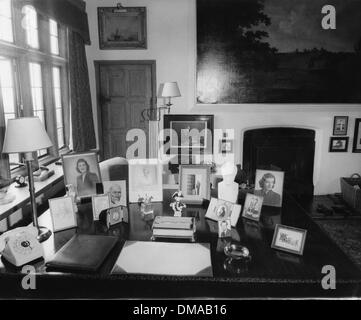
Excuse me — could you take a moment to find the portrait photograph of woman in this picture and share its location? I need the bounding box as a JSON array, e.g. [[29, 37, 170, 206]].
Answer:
[[254, 170, 284, 207], [62, 152, 101, 198]]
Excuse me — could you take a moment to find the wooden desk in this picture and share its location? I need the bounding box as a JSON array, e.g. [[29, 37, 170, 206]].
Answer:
[[0, 190, 360, 299]]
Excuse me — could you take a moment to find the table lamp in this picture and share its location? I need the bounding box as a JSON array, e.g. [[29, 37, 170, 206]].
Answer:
[[2, 117, 53, 242]]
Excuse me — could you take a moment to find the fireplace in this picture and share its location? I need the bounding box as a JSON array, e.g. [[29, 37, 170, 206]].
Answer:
[[243, 127, 315, 199]]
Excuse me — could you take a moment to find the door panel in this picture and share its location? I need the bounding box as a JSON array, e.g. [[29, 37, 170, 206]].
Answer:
[[97, 62, 155, 160]]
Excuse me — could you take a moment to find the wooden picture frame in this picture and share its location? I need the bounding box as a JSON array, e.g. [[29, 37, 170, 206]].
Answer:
[[271, 224, 307, 256], [333, 116, 348, 136], [98, 6, 147, 50], [329, 137, 349, 152], [352, 118, 361, 153], [128, 158, 163, 203], [179, 164, 211, 204], [62, 152, 101, 199], [48, 196, 77, 232]]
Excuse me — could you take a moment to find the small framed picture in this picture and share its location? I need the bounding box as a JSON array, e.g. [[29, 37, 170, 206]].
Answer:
[[48, 196, 77, 232], [219, 140, 233, 154], [102, 180, 127, 207], [254, 169, 284, 207], [242, 193, 264, 222], [128, 159, 163, 203], [205, 197, 242, 227], [271, 224, 307, 256], [179, 164, 211, 203], [98, 6, 147, 50], [329, 137, 349, 152], [333, 116, 348, 136], [352, 118, 361, 153], [62, 152, 101, 198], [218, 219, 232, 238], [107, 206, 127, 227], [92, 194, 111, 221]]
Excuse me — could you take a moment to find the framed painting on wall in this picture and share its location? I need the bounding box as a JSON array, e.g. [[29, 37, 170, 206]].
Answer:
[[352, 119, 361, 153], [329, 137, 349, 152], [333, 116, 348, 136], [196, 0, 361, 104], [98, 6, 147, 49]]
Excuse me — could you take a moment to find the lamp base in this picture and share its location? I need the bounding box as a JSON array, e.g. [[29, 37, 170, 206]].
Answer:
[[37, 226, 52, 243]]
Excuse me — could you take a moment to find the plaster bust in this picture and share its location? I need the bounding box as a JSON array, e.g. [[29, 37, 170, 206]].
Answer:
[[218, 162, 239, 203]]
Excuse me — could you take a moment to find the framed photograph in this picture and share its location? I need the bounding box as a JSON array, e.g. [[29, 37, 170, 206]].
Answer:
[[128, 159, 163, 203], [48, 196, 77, 232], [218, 219, 232, 238], [92, 194, 111, 221], [254, 169, 284, 207], [205, 197, 242, 227], [179, 165, 211, 203], [163, 115, 214, 156], [242, 193, 264, 222], [329, 137, 349, 152], [352, 119, 361, 153], [102, 180, 127, 207], [98, 6, 147, 49], [333, 116, 348, 136], [271, 224, 307, 256], [219, 139, 233, 154], [62, 152, 101, 198], [107, 206, 127, 227]]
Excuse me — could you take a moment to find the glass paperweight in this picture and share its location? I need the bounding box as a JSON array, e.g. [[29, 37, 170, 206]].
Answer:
[[224, 243, 251, 260]]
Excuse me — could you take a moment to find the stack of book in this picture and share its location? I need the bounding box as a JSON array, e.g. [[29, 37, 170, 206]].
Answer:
[[152, 216, 196, 241]]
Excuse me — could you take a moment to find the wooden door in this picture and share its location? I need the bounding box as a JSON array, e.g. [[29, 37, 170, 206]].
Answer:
[[95, 61, 156, 160]]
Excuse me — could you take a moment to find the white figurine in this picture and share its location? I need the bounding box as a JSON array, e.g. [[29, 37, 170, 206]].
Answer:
[[170, 190, 186, 217], [218, 162, 239, 203]]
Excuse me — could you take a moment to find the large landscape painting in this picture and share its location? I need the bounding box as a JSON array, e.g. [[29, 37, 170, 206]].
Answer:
[[196, 0, 361, 104]]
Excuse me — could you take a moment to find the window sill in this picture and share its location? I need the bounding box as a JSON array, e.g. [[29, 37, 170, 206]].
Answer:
[[1, 162, 65, 220]]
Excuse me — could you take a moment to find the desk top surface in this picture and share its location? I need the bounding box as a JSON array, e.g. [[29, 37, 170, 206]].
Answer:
[[0, 189, 360, 298]]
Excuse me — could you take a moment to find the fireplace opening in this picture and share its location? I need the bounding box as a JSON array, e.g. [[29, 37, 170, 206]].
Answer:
[[243, 127, 315, 199]]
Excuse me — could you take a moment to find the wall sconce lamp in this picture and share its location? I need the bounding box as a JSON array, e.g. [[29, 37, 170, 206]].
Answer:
[[2, 117, 53, 242], [141, 82, 181, 122], [158, 81, 181, 113]]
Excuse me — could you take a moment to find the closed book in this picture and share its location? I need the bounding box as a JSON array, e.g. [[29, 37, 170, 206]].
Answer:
[[152, 216, 194, 230], [46, 234, 118, 272], [152, 228, 194, 238]]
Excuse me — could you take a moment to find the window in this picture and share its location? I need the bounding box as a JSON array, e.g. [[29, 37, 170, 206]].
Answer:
[[52, 67, 64, 148], [28, 62, 47, 157], [29, 62, 45, 125], [0, 0, 13, 43], [49, 19, 59, 55], [23, 5, 39, 49], [0, 56, 19, 166], [0, 2, 70, 175]]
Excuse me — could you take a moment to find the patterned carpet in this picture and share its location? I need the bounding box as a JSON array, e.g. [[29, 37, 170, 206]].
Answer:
[[306, 195, 361, 271], [315, 219, 361, 271]]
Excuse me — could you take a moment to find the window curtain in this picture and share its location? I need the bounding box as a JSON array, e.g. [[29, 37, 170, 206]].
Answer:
[[20, 0, 90, 44], [0, 123, 10, 181], [69, 31, 96, 152]]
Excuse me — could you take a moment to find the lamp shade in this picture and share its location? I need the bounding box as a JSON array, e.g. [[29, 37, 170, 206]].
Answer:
[[159, 82, 181, 98], [2, 117, 53, 153]]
